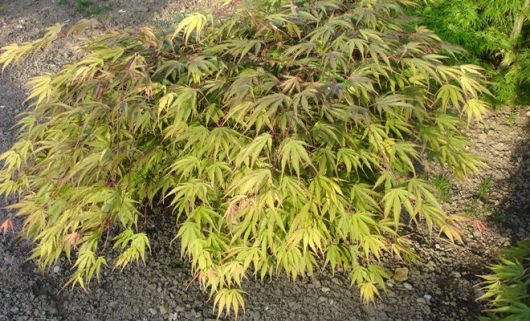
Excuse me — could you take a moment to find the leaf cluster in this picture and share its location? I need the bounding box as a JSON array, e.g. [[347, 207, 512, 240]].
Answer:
[[479, 238, 530, 321], [0, 23, 63, 71], [0, 0, 489, 317]]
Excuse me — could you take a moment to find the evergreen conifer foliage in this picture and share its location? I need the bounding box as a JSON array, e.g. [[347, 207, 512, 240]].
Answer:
[[0, 0, 489, 317], [415, 0, 530, 105]]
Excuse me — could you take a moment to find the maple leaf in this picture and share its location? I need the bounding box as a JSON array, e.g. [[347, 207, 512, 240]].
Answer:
[[472, 220, 488, 234], [0, 218, 14, 238]]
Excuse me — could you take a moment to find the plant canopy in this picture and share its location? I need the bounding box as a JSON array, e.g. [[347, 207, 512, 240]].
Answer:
[[0, 0, 490, 317]]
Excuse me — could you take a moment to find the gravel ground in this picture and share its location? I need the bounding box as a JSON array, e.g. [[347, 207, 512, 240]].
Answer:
[[0, 1, 529, 320]]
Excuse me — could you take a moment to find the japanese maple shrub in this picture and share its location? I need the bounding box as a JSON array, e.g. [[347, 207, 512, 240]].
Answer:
[[479, 238, 530, 321], [0, 0, 489, 317]]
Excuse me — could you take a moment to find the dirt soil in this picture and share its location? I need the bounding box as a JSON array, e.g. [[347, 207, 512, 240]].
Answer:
[[0, 1, 529, 321]]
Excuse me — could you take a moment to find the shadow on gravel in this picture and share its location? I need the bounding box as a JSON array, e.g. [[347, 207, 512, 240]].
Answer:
[[0, 78, 26, 146], [489, 112, 530, 240]]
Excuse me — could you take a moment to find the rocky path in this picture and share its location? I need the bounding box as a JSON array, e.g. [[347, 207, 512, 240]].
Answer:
[[0, 1, 529, 320]]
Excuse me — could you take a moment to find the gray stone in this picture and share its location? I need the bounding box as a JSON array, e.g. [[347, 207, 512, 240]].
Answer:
[[159, 304, 169, 316], [362, 303, 376, 316], [416, 298, 427, 304], [174, 305, 185, 313], [474, 287, 485, 299]]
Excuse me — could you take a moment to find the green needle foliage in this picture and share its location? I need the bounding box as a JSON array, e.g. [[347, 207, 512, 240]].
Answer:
[[414, 0, 530, 105], [0, 0, 489, 317], [480, 238, 530, 321]]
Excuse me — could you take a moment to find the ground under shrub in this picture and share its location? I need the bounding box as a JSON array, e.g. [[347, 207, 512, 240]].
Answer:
[[0, 0, 489, 317]]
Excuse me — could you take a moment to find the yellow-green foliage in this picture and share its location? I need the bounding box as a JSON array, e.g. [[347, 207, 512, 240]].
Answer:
[[480, 238, 530, 321], [0, 23, 63, 71], [0, 0, 489, 317]]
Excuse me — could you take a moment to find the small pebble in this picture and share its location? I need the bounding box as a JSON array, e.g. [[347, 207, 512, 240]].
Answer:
[[174, 306, 185, 313], [403, 282, 413, 290], [393, 267, 409, 282], [416, 298, 427, 304], [474, 287, 485, 299], [423, 294, 432, 302], [159, 304, 169, 316], [321, 286, 330, 293], [52, 265, 61, 274]]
